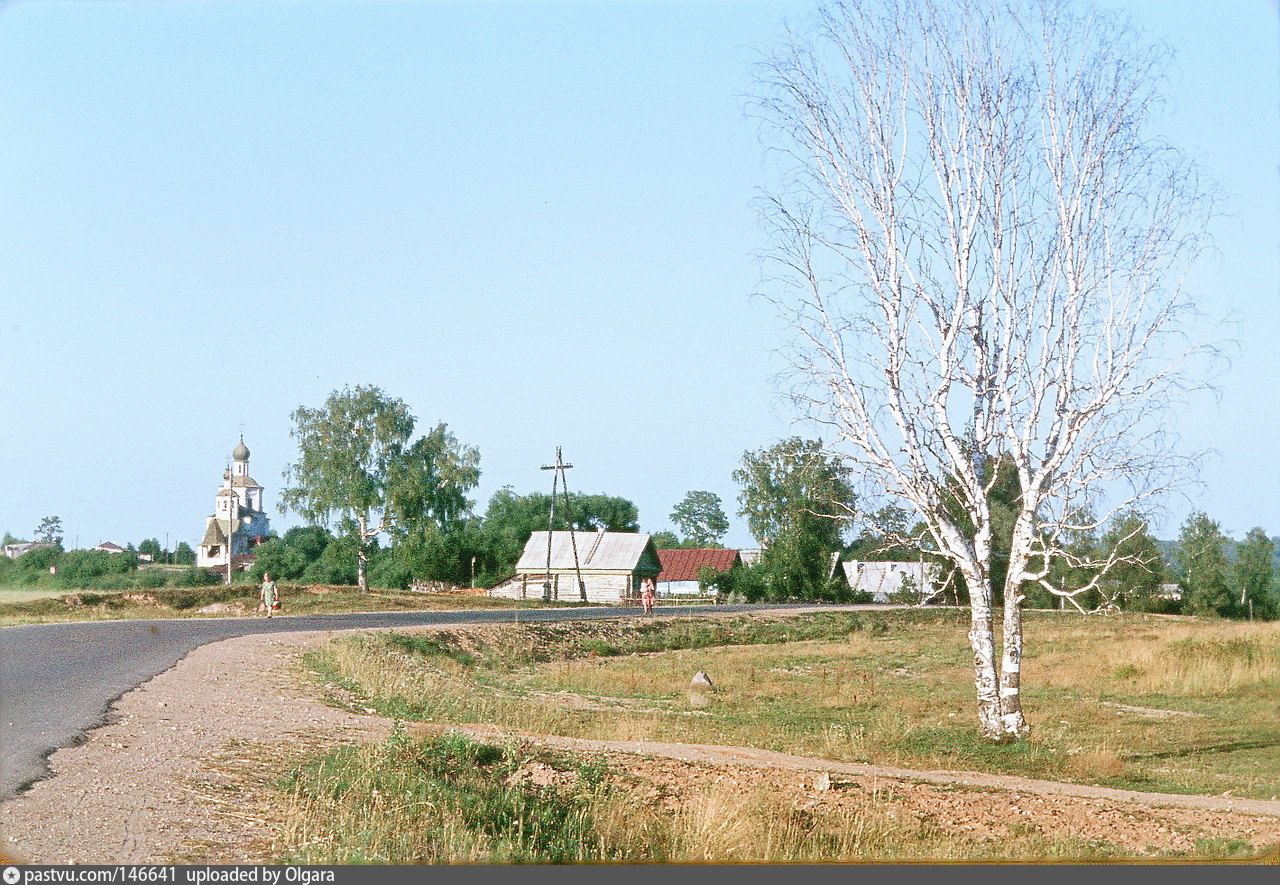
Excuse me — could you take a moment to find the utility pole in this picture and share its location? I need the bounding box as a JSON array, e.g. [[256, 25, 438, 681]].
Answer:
[[540, 447, 587, 602]]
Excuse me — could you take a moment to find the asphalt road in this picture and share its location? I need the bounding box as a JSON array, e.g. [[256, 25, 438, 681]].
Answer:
[[0, 604, 818, 800]]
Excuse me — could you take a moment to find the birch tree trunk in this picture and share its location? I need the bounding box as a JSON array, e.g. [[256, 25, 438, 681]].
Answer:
[[356, 513, 370, 594]]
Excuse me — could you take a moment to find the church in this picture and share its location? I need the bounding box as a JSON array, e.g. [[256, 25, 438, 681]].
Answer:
[[196, 436, 272, 571]]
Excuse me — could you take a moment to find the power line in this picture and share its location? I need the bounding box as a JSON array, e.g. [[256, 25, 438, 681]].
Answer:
[[540, 447, 586, 602]]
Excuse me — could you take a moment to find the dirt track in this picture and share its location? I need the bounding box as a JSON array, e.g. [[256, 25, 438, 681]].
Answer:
[[2, 624, 1278, 864]]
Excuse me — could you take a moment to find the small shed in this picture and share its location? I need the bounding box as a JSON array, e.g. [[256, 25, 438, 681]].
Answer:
[[493, 530, 662, 604], [656, 548, 743, 596]]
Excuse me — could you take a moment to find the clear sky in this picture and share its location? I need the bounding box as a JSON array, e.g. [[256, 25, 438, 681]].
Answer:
[[0, 0, 1275, 553]]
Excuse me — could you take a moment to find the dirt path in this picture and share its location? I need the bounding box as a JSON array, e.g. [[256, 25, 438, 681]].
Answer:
[[2, 624, 1278, 864]]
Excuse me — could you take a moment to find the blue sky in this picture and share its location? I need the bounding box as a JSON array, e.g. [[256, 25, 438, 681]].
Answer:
[[0, 0, 1275, 552]]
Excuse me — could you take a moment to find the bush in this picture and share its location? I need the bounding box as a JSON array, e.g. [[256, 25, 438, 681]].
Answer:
[[1127, 595, 1184, 615], [172, 567, 221, 588], [248, 539, 308, 582], [133, 570, 169, 589]]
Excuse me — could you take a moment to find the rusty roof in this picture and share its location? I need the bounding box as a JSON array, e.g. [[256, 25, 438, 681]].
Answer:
[[656, 548, 742, 582]]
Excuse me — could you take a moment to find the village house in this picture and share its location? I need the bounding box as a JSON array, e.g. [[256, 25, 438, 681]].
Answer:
[[832, 558, 940, 603], [655, 548, 742, 597], [489, 530, 662, 604], [3, 541, 53, 560]]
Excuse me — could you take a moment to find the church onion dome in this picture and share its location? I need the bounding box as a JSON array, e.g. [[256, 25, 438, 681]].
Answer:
[[232, 437, 250, 462]]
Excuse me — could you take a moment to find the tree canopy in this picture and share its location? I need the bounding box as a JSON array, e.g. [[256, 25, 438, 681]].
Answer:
[[280, 384, 480, 591], [734, 437, 854, 600], [669, 491, 730, 547]]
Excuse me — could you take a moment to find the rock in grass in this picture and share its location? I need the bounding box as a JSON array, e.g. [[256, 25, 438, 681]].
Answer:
[[690, 670, 713, 690]]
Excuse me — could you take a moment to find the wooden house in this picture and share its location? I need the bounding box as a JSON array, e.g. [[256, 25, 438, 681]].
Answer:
[[490, 530, 662, 604]]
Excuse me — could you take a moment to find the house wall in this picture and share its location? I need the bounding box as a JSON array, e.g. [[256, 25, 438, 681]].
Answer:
[[846, 561, 938, 603], [658, 579, 703, 597], [492, 572, 639, 604]]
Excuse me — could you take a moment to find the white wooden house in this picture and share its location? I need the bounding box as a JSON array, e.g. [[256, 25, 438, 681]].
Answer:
[[489, 530, 662, 604]]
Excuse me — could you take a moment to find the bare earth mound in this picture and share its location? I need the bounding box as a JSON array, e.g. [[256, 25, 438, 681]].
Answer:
[[2, 624, 1278, 864]]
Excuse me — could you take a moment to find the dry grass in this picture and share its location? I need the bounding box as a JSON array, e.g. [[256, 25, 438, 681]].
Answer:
[[305, 610, 1280, 801], [265, 729, 1155, 863]]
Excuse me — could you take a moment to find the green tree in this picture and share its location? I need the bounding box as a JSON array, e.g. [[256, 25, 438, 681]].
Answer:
[[173, 541, 196, 565], [280, 385, 480, 592], [670, 491, 730, 547], [17, 544, 61, 573], [733, 438, 853, 600], [282, 526, 333, 563], [649, 530, 681, 550], [1233, 527, 1276, 619], [33, 516, 63, 546], [1097, 512, 1164, 609], [247, 538, 308, 581], [1176, 512, 1234, 617], [479, 486, 640, 580], [137, 538, 164, 562]]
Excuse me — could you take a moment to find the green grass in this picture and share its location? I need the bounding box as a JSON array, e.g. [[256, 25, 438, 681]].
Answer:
[[0, 587, 70, 603], [277, 730, 620, 864]]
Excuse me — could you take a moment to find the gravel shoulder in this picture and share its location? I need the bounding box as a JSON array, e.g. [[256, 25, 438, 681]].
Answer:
[[2, 623, 1278, 864]]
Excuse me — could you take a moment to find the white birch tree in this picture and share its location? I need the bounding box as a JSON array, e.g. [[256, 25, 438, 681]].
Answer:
[[755, 0, 1216, 741]]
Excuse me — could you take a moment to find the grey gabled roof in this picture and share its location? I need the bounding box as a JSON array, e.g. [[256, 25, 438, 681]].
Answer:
[[516, 531, 659, 574]]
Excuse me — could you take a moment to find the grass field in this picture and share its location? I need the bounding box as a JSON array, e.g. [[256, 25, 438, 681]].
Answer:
[[277, 608, 1280, 861], [0, 588, 73, 604], [0, 583, 562, 625]]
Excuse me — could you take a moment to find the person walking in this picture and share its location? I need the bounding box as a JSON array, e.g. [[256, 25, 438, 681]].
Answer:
[[641, 577, 656, 615], [260, 573, 279, 618]]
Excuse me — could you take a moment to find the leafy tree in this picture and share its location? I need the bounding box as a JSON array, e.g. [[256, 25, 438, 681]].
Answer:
[[249, 526, 334, 582], [1176, 512, 1234, 617], [1096, 512, 1165, 609], [282, 526, 333, 563], [55, 549, 136, 585], [479, 486, 640, 580], [733, 437, 853, 600], [1234, 527, 1276, 619], [372, 520, 490, 588], [649, 530, 681, 550], [280, 385, 480, 592], [2, 532, 25, 546], [137, 538, 164, 562], [173, 541, 196, 565], [670, 491, 729, 547], [33, 516, 63, 546], [17, 544, 61, 572], [247, 538, 309, 581]]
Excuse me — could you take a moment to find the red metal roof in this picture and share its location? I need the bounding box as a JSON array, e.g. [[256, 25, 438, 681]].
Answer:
[[656, 548, 741, 582]]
